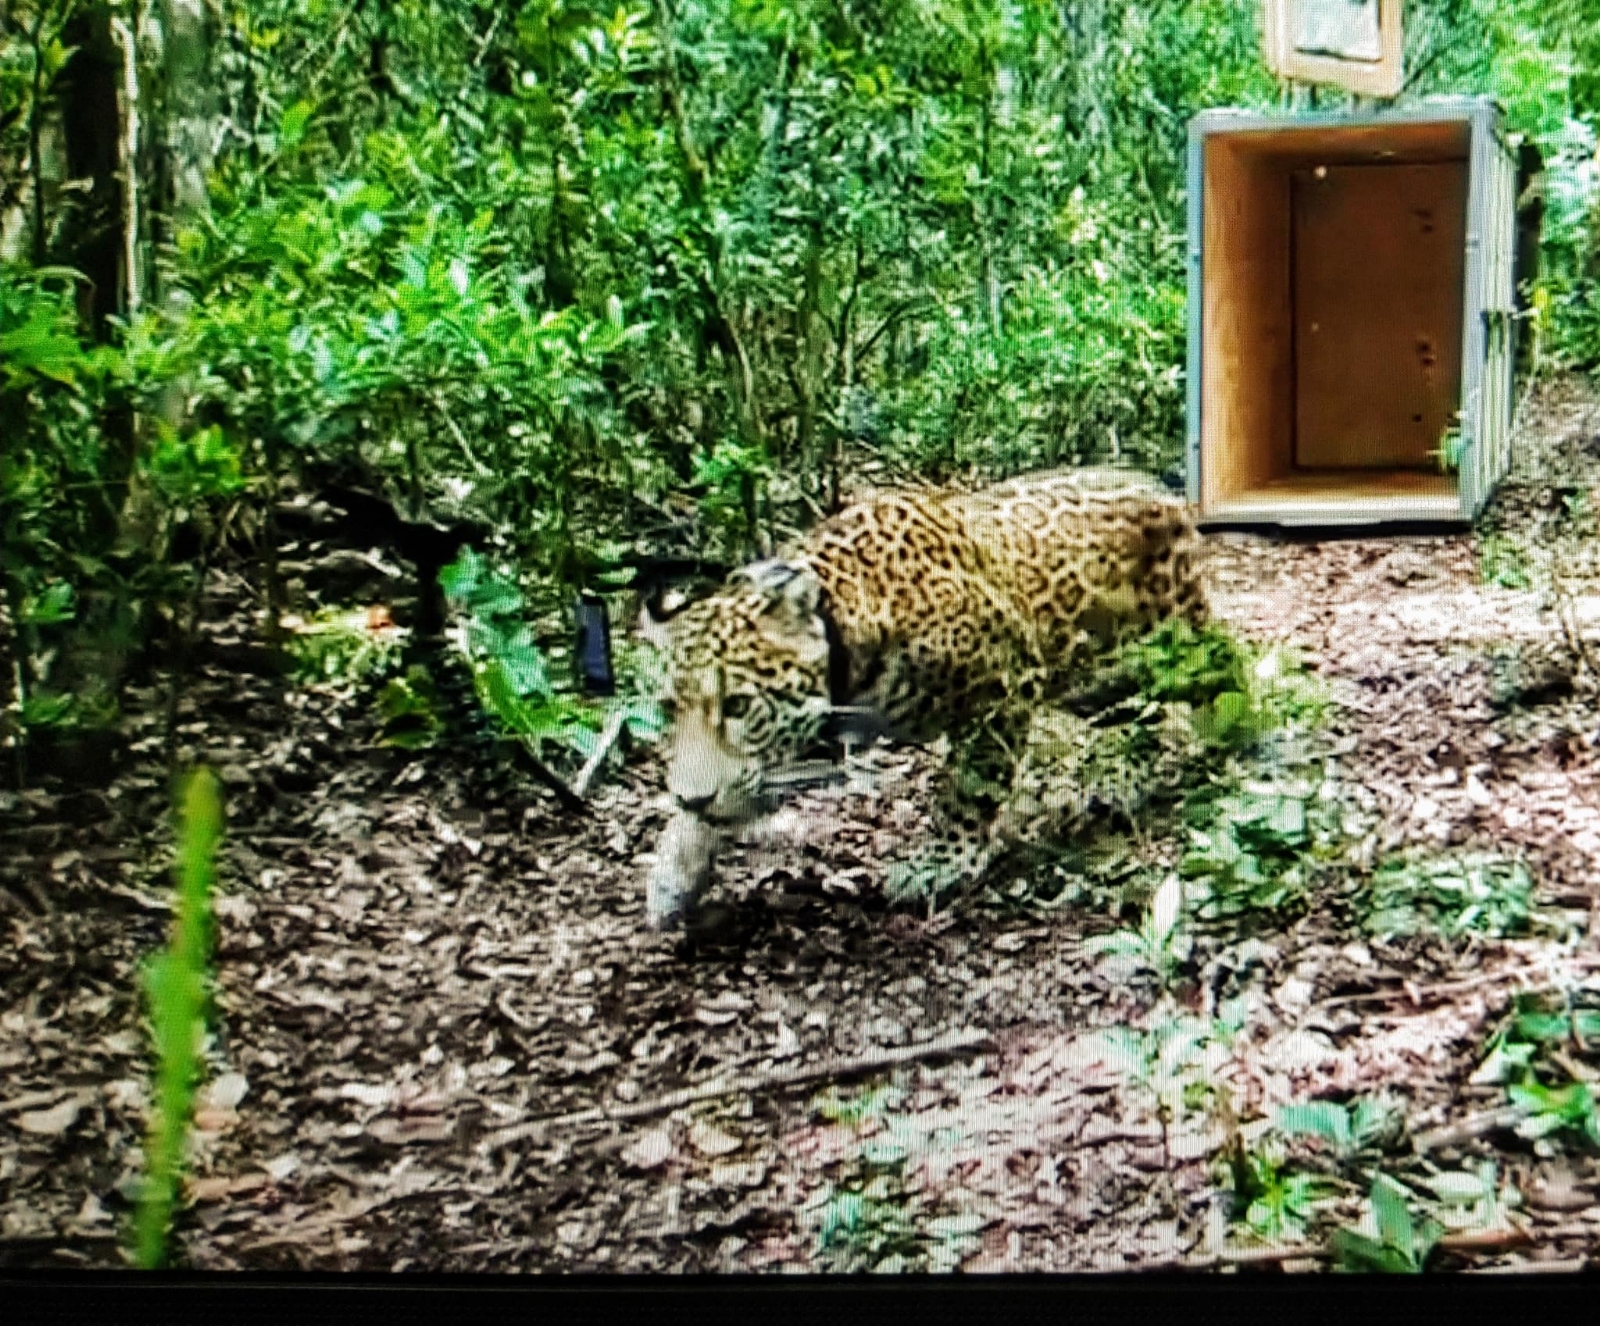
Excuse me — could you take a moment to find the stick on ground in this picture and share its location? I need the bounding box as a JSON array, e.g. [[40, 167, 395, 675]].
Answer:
[[480, 1028, 995, 1155]]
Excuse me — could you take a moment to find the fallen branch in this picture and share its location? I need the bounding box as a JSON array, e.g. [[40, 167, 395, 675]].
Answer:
[[1176, 1243, 1324, 1270], [1315, 956, 1600, 1014], [1437, 1227, 1535, 1254], [479, 1029, 995, 1156], [572, 708, 629, 800], [1412, 1104, 1530, 1154], [1176, 1226, 1534, 1272], [1471, 1257, 1589, 1274]]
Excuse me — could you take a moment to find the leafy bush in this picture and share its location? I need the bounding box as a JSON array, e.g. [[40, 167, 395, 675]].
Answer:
[[283, 605, 405, 689], [1, 267, 134, 740], [441, 548, 604, 763], [1362, 852, 1536, 940], [1181, 789, 1329, 922], [439, 549, 662, 773]]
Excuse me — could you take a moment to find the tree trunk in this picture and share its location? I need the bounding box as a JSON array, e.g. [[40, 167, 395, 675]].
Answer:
[[57, 8, 123, 338]]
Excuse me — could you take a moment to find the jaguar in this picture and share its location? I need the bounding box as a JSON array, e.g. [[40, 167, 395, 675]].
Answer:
[[640, 468, 1209, 929]]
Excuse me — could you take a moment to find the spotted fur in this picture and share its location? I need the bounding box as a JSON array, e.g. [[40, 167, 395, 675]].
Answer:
[[643, 468, 1208, 928]]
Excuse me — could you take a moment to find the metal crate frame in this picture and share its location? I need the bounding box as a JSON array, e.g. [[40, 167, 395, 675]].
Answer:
[[1185, 96, 1518, 527]]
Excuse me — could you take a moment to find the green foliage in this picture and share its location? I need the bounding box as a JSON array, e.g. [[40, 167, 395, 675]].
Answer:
[[1085, 873, 1187, 987], [1222, 1142, 1339, 1243], [1096, 1011, 1235, 1134], [0, 264, 158, 747], [1118, 619, 1249, 708], [1362, 852, 1535, 941], [132, 768, 224, 1269], [1479, 533, 1532, 590], [805, 1120, 986, 1273], [377, 666, 445, 750], [140, 424, 250, 510], [1415, 1162, 1513, 1233], [1119, 625, 1326, 753], [1332, 1174, 1443, 1274], [1277, 1096, 1404, 1163], [441, 549, 602, 760], [805, 1080, 983, 1273], [1473, 993, 1600, 1085], [284, 606, 405, 689], [813, 1082, 905, 1130], [1181, 789, 1326, 922], [1508, 1078, 1600, 1147], [811, 1176, 922, 1274], [1472, 993, 1600, 1149], [1506, 996, 1600, 1048], [1430, 425, 1465, 476]]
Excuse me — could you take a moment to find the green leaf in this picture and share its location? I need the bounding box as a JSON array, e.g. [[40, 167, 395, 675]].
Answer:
[[496, 630, 550, 698], [859, 1138, 909, 1166], [1332, 1228, 1413, 1274], [1422, 1171, 1491, 1205], [1277, 1100, 1351, 1150], [1210, 689, 1247, 734], [1268, 796, 1307, 838], [279, 99, 314, 148], [21, 580, 76, 626], [439, 549, 483, 606], [1371, 1175, 1417, 1254]]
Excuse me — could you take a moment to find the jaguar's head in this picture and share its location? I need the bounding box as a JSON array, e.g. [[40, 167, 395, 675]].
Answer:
[[643, 560, 839, 827]]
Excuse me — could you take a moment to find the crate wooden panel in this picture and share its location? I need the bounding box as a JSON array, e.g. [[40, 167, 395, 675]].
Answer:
[[1185, 98, 1519, 527]]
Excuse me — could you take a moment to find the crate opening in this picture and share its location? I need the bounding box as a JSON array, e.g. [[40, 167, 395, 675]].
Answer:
[[1200, 119, 1473, 522]]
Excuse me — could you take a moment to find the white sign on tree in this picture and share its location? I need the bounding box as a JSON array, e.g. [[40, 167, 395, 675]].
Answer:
[[1264, 0, 1403, 98]]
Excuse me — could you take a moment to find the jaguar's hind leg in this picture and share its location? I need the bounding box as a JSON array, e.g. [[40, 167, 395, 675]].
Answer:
[[991, 699, 1200, 854]]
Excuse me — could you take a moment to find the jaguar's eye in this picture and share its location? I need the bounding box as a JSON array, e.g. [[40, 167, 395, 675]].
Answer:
[[722, 695, 753, 720]]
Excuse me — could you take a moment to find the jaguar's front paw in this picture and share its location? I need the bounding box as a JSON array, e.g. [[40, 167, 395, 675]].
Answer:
[[644, 812, 719, 931]]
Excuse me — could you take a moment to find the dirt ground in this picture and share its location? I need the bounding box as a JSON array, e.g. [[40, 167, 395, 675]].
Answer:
[[6, 377, 1600, 1274]]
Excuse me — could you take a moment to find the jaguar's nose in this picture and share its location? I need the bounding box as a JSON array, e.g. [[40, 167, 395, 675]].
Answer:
[[675, 792, 715, 815]]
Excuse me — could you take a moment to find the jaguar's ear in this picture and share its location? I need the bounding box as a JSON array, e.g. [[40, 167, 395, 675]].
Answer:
[[740, 560, 822, 627], [638, 585, 686, 649]]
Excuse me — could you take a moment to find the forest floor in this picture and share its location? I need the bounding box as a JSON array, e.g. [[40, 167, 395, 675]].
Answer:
[[6, 377, 1600, 1274]]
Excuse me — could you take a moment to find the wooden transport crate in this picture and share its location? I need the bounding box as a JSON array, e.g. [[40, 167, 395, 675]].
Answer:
[[1185, 97, 1519, 527]]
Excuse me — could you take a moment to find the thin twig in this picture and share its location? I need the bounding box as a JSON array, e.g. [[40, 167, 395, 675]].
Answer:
[[431, 391, 492, 477], [1471, 1257, 1589, 1274], [1437, 1227, 1536, 1253], [494, 987, 536, 1032], [288, 0, 362, 80], [1314, 956, 1600, 1014], [571, 708, 628, 799], [1175, 1243, 1323, 1271], [1176, 1226, 1536, 1272], [510, 737, 588, 817], [479, 1029, 995, 1156]]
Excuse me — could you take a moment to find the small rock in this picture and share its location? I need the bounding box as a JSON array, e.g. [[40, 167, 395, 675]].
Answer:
[[206, 1072, 250, 1111], [621, 1128, 675, 1171], [18, 1097, 85, 1137], [689, 1120, 741, 1157], [711, 1162, 767, 1189]]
